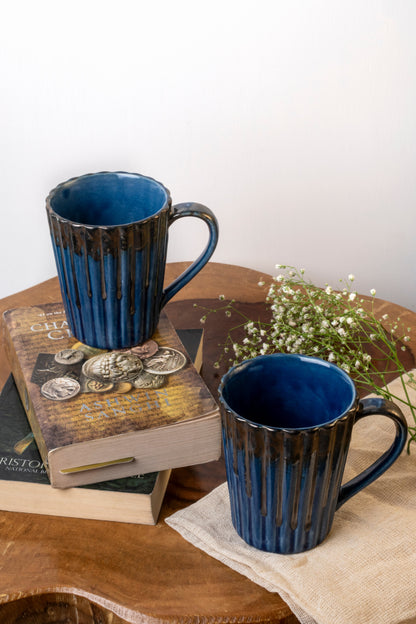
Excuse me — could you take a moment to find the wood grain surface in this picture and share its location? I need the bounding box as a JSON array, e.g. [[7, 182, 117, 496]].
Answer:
[[0, 262, 414, 624]]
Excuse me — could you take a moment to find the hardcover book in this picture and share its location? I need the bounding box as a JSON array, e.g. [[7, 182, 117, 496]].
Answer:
[[0, 375, 171, 524], [2, 303, 220, 488]]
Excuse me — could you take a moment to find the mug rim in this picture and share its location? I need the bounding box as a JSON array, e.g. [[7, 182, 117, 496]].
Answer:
[[218, 353, 358, 432], [45, 171, 172, 228]]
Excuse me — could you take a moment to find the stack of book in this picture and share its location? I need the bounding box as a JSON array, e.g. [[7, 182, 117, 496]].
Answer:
[[0, 303, 221, 524]]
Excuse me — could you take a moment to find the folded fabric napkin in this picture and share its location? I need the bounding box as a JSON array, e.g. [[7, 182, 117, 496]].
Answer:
[[166, 370, 416, 624]]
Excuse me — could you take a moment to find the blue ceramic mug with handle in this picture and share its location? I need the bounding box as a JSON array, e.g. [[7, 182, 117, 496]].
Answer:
[[219, 353, 407, 554], [46, 171, 218, 349]]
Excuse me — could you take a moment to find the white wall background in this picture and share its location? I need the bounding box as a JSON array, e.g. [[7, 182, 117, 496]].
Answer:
[[1, 0, 415, 309]]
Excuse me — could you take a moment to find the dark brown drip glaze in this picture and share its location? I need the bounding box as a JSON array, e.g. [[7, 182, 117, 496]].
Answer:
[[48, 206, 170, 314], [223, 404, 357, 533]]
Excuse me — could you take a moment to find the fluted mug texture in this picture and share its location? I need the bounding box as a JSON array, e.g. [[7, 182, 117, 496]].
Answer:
[[46, 172, 218, 350], [219, 354, 407, 554]]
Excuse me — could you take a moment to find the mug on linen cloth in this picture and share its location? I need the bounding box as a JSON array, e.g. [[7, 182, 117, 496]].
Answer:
[[219, 353, 407, 554], [46, 171, 218, 349]]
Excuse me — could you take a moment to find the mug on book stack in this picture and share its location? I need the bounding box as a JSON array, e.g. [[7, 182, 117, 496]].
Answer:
[[46, 171, 218, 350], [219, 353, 407, 554]]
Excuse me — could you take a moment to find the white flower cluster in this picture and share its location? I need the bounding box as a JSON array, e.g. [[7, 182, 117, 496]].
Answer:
[[201, 265, 415, 448], [198, 265, 415, 449], [224, 265, 402, 379]]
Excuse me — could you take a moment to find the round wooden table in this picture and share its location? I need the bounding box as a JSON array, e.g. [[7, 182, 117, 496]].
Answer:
[[0, 262, 414, 624]]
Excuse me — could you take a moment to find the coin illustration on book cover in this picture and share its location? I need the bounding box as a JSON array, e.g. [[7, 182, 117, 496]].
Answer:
[[143, 347, 187, 375], [128, 339, 159, 359], [55, 348, 85, 365], [114, 382, 133, 393], [41, 377, 81, 401], [132, 370, 165, 389], [80, 378, 114, 394], [82, 352, 143, 383]]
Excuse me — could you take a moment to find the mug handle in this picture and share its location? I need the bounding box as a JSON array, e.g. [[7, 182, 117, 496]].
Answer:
[[161, 202, 219, 307], [336, 397, 407, 509]]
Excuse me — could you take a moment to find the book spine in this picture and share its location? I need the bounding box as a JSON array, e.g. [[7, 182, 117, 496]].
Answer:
[[2, 320, 51, 476]]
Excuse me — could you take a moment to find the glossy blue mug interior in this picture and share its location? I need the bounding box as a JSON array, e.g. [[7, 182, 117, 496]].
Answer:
[[221, 354, 356, 429], [49, 172, 169, 226]]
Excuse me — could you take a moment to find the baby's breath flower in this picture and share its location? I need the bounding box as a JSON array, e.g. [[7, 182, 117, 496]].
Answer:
[[370, 289, 376, 296], [200, 265, 416, 450]]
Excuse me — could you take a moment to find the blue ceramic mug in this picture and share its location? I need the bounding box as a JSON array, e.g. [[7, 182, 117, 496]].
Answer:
[[219, 354, 407, 554], [46, 171, 218, 349]]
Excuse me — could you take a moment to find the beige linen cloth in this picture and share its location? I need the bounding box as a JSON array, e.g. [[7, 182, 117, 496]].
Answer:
[[166, 370, 416, 624]]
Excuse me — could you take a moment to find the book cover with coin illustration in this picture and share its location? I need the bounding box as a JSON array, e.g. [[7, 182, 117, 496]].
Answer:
[[2, 303, 220, 488], [0, 374, 171, 524]]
